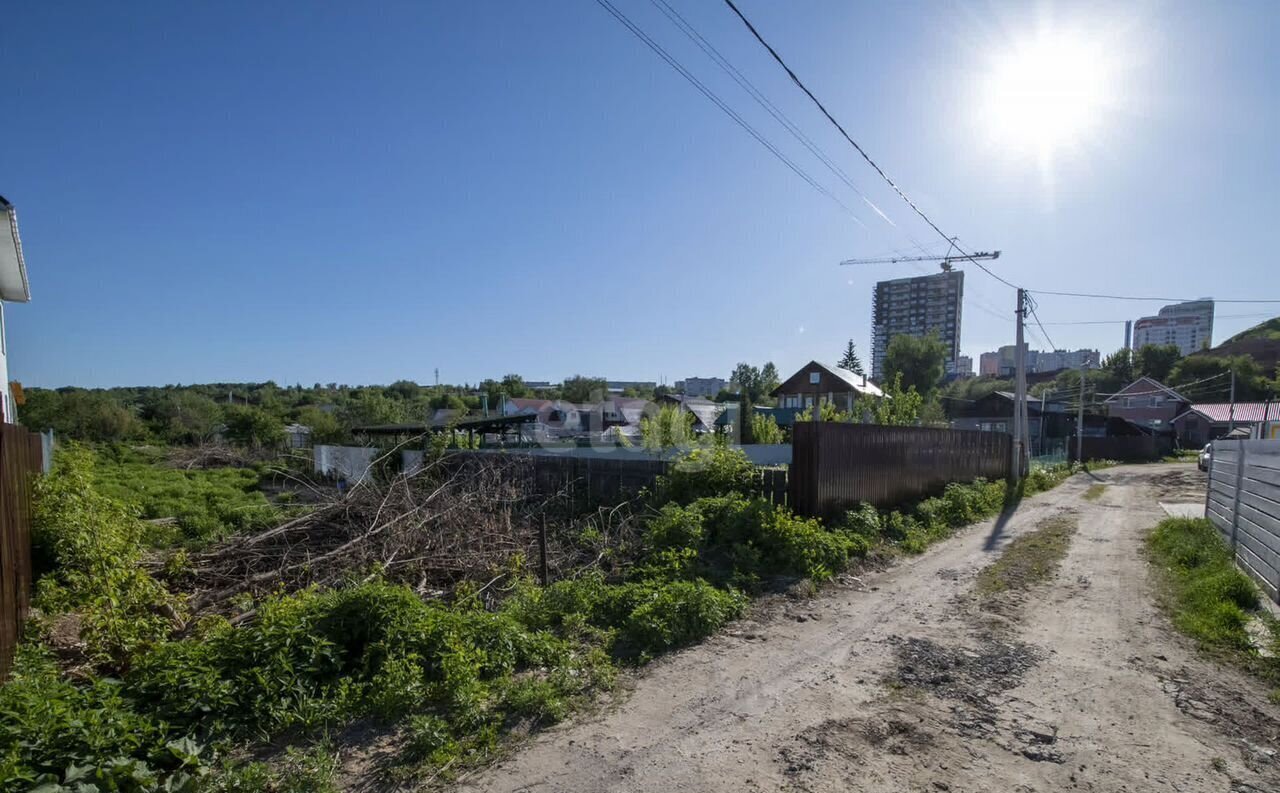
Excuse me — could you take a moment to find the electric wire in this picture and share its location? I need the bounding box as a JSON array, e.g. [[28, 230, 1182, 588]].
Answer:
[[647, 0, 890, 224], [593, 0, 864, 222], [721, 0, 1019, 291]]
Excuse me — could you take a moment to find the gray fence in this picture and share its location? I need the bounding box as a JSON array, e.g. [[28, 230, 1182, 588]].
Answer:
[[1206, 439, 1280, 604]]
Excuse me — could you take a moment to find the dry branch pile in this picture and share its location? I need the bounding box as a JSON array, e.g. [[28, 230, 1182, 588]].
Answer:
[[184, 455, 642, 614]]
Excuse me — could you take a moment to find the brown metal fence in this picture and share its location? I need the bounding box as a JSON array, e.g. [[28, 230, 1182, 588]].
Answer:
[[1068, 436, 1169, 463], [790, 422, 1011, 518], [1, 424, 44, 678]]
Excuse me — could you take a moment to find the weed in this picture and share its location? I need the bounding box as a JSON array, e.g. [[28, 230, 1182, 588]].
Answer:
[[1147, 517, 1280, 694], [975, 516, 1077, 596], [1083, 484, 1107, 501], [656, 447, 756, 504]]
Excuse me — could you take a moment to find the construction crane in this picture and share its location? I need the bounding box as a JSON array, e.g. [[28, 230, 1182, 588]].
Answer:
[[838, 249, 1000, 273]]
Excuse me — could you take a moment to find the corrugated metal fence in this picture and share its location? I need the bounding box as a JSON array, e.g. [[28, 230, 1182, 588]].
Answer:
[[1205, 439, 1280, 604], [0, 424, 44, 678], [1070, 436, 1169, 463], [790, 422, 1011, 518]]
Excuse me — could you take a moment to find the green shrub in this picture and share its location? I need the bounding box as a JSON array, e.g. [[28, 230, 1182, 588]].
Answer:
[[32, 445, 178, 666], [0, 646, 200, 791], [839, 503, 881, 540], [658, 447, 755, 504], [614, 580, 745, 659], [499, 677, 570, 725]]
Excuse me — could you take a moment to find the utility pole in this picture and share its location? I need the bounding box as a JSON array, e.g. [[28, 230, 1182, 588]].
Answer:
[[1076, 362, 1086, 464], [1228, 369, 1237, 432], [1012, 289, 1028, 478]]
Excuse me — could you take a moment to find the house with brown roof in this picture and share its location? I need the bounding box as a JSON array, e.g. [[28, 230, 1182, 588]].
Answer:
[[771, 361, 884, 413]]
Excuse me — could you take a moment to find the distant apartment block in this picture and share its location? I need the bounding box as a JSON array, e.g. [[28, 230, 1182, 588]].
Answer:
[[1132, 299, 1214, 356], [976, 345, 1099, 377], [675, 376, 726, 398], [954, 355, 973, 377], [606, 380, 657, 394], [979, 351, 1000, 377], [1034, 348, 1100, 372], [870, 270, 963, 380]]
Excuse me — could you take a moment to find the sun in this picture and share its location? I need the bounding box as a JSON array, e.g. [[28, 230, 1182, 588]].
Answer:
[[978, 28, 1116, 158]]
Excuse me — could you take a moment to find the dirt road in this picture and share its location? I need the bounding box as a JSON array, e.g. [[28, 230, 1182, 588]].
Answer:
[[457, 464, 1280, 793]]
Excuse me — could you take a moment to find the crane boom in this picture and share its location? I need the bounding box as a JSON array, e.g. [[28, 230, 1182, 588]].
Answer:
[[839, 250, 1000, 272]]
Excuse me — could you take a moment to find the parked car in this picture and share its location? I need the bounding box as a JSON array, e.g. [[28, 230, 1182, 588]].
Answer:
[[1198, 443, 1212, 472]]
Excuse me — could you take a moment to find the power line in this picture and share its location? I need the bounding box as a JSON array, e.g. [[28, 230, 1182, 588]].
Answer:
[[1039, 312, 1276, 326], [720, 0, 1018, 291], [647, 0, 890, 225], [1030, 289, 1280, 303], [593, 0, 863, 222], [1026, 298, 1059, 351]]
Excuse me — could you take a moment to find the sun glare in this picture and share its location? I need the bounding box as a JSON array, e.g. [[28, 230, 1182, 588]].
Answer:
[[979, 29, 1115, 158]]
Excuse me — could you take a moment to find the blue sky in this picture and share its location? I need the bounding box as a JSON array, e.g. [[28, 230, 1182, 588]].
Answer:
[[3, 0, 1278, 388]]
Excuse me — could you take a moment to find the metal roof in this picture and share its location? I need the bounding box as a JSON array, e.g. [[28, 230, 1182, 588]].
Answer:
[[0, 197, 31, 302], [1174, 403, 1280, 424]]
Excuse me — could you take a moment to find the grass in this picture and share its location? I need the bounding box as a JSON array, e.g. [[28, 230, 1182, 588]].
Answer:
[[975, 515, 1078, 596], [1146, 517, 1280, 697], [90, 444, 279, 546], [1083, 484, 1107, 501]]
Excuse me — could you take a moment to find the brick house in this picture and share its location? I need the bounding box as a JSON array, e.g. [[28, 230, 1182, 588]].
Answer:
[[1102, 377, 1189, 434]]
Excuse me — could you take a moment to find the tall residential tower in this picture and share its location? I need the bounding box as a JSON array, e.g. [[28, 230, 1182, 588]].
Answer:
[[870, 270, 963, 380], [1132, 299, 1214, 356]]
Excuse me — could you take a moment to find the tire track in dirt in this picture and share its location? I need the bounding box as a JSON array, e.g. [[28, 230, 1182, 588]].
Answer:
[[455, 465, 1280, 793]]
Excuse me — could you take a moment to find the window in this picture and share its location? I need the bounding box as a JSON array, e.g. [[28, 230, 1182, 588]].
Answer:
[[1150, 396, 1163, 408], [1123, 397, 1134, 408]]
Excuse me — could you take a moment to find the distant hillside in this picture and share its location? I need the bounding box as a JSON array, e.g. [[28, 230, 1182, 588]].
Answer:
[[1191, 315, 1280, 375], [1221, 316, 1280, 346]]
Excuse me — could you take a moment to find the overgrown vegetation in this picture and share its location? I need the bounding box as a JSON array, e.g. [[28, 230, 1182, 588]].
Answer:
[[1147, 517, 1280, 694], [975, 515, 1077, 596], [4, 446, 1102, 790], [89, 445, 278, 546]]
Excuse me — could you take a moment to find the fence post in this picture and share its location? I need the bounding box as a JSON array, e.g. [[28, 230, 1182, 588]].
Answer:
[[1229, 440, 1247, 553], [539, 513, 549, 587]]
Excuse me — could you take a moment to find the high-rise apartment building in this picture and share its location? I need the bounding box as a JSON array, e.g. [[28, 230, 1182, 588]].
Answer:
[[870, 270, 963, 380], [1132, 299, 1214, 356]]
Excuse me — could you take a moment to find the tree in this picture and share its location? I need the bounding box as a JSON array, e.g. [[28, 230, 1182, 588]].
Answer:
[[385, 380, 421, 401], [561, 375, 608, 404], [1134, 344, 1183, 383], [339, 392, 406, 428], [730, 361, 780, 404], [500, 374, 531, 399], [750, 410, 784, 444], [854, 373, 924, 426], [640, 404, 697, 450], [1168, 354, 1269, 401], [1101, 348, 1133, 390], [883, 334, 946, 398], [838, 339, 865, 376], [142, 391, 224, 444], [295, 406, 344, 445], [223, 405, 284, 448]]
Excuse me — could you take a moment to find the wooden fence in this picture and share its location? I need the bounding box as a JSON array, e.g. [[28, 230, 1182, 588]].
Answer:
[[1206, 439, 1280, 604], [1069, 435, 1169, 463], [1, 424, 44, 678], [790, 422, 1011, 518]]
